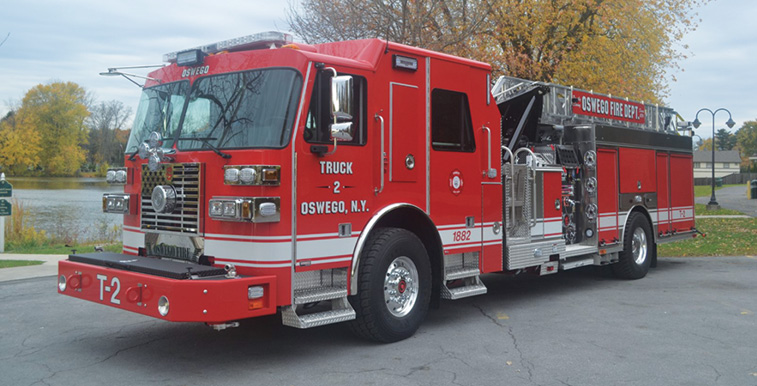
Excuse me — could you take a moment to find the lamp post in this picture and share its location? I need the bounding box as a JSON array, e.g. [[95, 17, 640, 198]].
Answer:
[[693, 108, 735, 210]]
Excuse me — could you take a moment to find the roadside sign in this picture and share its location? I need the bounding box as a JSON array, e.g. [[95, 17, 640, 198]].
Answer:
[[0, 199, 10, 216], [0, 180, 11, 197]]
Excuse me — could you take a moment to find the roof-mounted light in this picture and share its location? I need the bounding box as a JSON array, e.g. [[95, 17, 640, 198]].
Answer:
[[176, 49, 205, 67], [163, 31, 294, 63]]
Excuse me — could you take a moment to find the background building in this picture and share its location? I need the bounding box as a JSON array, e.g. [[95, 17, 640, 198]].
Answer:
[[693, 150, 741, 178]]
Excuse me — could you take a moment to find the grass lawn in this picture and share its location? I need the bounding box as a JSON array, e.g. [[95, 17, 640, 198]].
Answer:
[[658, 216, 757, 257], [694, 203, 743, 216], [693, 184, 742, 198], [0, 260, 45, 268], [4, 243, 122, 255]]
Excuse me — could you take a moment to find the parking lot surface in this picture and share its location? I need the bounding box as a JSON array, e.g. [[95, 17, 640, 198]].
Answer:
[[2, 256, 756, 386]]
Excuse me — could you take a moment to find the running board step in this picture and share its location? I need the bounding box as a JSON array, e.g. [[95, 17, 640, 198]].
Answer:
[[560, 257, 595, 270], [444, 267, 481, 281], [293, 286, 347, 304], [281, 297, 356, 329], [441, 276, 487, 300]]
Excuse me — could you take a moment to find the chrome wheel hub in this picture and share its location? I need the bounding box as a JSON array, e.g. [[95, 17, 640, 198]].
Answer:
[[632, 227, 648, 265], [384, 256, 419, 317]]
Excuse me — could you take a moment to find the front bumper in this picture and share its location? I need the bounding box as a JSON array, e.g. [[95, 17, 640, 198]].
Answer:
[[58, 253, 277, 323]]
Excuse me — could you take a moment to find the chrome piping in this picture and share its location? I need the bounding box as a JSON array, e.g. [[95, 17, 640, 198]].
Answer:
[[289, 62, 312, 305], [502, 146, 515, 230], [514, 147, 537, 228], [374, 113, 385, 195]]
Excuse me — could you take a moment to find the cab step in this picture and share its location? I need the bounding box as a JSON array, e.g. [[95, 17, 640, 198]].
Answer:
[[282, 268, 356, 329], [281, 297, 356, 329], [441, 252, 487, 300], [441, 276, 488, 300], [293, 286, 348, 304]]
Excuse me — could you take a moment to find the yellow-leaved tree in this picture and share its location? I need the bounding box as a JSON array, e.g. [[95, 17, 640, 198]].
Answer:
[[0, 110, 42, 175], [287, 0, 708, 103], [13, 82, 90, 176]]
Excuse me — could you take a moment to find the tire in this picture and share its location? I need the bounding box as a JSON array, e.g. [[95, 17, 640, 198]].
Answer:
[[613, 212, 654, 279], [348, 227, 431, 343]]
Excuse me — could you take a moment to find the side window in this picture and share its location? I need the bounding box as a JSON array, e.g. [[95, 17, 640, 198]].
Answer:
[[304, 71, 366, 145], [431, 89, 475, 152]]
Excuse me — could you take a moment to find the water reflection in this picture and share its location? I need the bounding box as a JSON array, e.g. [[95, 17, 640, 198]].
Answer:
[[7, 177, 123, 242]]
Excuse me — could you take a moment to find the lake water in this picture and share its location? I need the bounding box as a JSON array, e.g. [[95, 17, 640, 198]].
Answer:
[[6, 177, 123, 242]]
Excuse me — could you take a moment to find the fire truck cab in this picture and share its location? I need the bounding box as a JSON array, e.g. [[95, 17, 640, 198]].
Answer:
[[58, 32, 695, 342]]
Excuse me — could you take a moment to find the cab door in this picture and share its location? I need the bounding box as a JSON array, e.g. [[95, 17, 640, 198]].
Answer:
[[295, 67, 372, 272], [427, 59, 484, 262]]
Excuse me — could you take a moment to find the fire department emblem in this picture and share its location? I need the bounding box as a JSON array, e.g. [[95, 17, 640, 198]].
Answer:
[[449, 170, 463, 195]]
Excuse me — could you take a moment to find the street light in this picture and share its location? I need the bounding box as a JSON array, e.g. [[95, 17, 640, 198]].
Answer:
[[693, 108, 736, 210]]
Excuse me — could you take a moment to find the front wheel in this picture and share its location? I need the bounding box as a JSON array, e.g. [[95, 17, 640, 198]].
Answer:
[[348, 227, 431, 343], [613, 212, 654, 279]]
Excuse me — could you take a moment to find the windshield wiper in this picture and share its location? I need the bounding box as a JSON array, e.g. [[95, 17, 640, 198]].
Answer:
[[176, 137, 231, 159]]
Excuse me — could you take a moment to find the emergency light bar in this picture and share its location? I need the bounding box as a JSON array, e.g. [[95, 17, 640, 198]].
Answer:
[[163, 31, 294, 63]]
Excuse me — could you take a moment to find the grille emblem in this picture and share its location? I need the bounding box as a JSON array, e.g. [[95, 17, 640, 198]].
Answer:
[[152, 185, 177, 213]]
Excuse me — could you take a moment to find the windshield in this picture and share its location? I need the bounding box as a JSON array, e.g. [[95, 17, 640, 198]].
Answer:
[[126, 81, 188, 153], [125, 68, 302, 154]]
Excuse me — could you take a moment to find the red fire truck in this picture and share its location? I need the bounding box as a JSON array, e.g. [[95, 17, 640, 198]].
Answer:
[[58, 32, 696, 342]]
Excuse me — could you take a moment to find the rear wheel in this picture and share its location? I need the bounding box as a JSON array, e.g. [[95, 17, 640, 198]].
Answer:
[[613, 212, 654, 279], [348, 228, 431, 343]]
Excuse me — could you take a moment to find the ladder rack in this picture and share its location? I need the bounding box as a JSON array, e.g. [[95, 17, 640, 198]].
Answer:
[[492, 76, 678, 133]]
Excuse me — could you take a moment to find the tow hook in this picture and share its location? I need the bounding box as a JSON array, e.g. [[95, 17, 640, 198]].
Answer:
[[208, 322, 240, 331]]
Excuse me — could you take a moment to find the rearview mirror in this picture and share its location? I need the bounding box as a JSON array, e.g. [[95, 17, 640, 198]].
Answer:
[[330, 75, 354, 142], [331, 75, 353, 123]]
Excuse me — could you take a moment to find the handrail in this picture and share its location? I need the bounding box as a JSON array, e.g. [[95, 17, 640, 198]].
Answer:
[[501, 146, 515, 230], [482, 125, 495, 179], [374, 113, 385, 195], [514, 147, 538, 228]]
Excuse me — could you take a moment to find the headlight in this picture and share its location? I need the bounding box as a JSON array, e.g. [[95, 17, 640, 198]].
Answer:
[[58, 275, 67, 292], [223, 165, 280, 186], [102, 194, 131, 214], [208, 197, 280, 223], [115, 169, 127, 183], [239, 168, 256, 184], [224, 167, 240, 184], [158, 296, 170, 316], [105, 168, 127, 185]]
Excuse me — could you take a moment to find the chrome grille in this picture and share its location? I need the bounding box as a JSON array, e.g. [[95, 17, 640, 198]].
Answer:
[[141, 163, 201, 234]]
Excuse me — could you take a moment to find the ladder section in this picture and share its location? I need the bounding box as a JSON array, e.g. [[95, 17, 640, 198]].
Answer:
[[492, 75, 677, 133], [441, 252, 487, 300], [281, 268, 356, 329]]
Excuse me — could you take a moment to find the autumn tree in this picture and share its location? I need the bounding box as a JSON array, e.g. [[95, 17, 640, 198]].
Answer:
[[286, 0, 489, 57], [86, 100, 132, 169], [287, 0, 707, 103], [0, 110, 41, 175], [15, 82, 90, 176]]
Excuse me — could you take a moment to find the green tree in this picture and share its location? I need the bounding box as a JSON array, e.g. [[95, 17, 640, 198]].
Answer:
[[17, 82, 90, 176], [736, 120, 757, 171], [714, 128, 736, 150]]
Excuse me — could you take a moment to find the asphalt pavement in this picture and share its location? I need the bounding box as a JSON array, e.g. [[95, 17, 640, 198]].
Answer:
[[695, 184, 757, 217], [2, 256, 757, 386]]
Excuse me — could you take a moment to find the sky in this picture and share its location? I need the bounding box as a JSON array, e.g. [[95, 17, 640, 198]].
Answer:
[[1, 0, 755, 140]]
